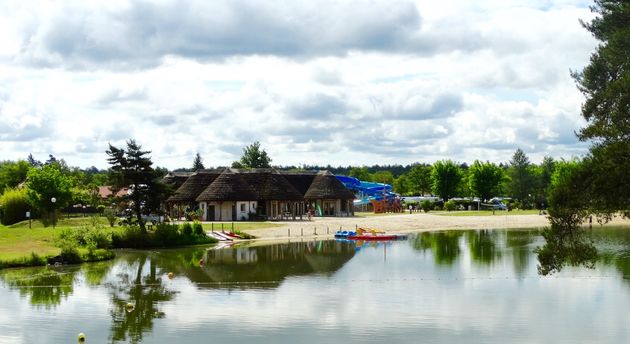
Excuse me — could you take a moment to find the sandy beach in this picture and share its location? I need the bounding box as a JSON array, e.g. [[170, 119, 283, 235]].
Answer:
[[244, 212, 630, 241]]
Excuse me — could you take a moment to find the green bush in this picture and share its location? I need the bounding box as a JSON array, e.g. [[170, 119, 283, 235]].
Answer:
[[433, 204, 443, 211], [112, 225, 145, 248], [193, 221, 204, 236], [103, 208, 117, 227], [180, 222, 193, 236], [444, 200, 457, 211], [421, 200, 432, 213], [0, 187, 30, 225], [54, 227, 81, 263], [154, 223, 180, 246]]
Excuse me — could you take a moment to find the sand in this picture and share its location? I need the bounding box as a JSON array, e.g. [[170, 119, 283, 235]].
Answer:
[[243, 212, 630, 241]]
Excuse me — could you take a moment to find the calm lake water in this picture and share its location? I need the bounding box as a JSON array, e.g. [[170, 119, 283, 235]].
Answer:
[[2, 228, 630, 343]]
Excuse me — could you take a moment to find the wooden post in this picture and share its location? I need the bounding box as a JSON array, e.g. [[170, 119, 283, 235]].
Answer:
[[288, 228, 290, 237], [314, 227, 317, 235], [301, 228, 303, 236], [211, 222, 214, 232]]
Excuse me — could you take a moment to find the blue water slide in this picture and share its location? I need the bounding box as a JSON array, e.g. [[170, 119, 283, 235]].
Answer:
[[335, 175, 397, 205]]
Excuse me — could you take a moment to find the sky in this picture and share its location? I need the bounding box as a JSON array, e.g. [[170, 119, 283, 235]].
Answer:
[[0, 0, 598, 170]]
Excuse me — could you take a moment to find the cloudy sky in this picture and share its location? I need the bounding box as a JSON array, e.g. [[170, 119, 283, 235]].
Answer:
[[0, 0, 598, 169]]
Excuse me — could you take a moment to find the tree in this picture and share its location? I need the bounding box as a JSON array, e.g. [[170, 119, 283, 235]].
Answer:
[[468, 160, 505, 202], [106, 140, 166, 231], [232, 141, 272, 169], [192, 152, 205, 171], [372, 170, 394, 185], [570, 0, 630, 213], [406, 165, 432, 195], [431, 160, 462, 202], [0, 160, 31, 194], [508, 148, 535, 205], [26, 164, 73, 226], [393, 175, 410, 195], [348, 167, 371, 181], [27, 153, 42, 167]]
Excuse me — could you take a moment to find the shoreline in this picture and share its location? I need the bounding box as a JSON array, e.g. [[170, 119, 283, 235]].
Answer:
[[242, 212, 630, 241]]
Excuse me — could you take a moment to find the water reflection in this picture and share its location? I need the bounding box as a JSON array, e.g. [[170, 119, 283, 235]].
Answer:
[[0, 266, 80, 308], [506, 231, 537, 276], [108, 255, 176, 344], [3, 229, 630, 343], [194, 240, 356, 288], [411, 232, 462, 265]]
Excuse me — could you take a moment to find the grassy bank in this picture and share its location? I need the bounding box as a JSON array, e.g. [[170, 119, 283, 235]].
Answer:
[[0, 217, 281, 269]]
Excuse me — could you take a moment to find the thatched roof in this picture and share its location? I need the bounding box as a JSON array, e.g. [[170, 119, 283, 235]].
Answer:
[[238, 169, 303, 201], [304, 171, 355, 200], [162, 172, 193, 189], [167, 169, 225, 202], [196, 171, 258, 201], [280, 171, 317, 196]]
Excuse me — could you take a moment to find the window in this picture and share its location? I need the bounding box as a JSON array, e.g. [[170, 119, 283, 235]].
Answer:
[[240, 203, 246, 212]]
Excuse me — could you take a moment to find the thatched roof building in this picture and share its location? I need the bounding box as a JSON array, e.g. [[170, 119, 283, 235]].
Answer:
[[238, 169, 303, 201], [196, 171, 258, 202], [305, 171, 356, 200], [167, 169, 225, 203]]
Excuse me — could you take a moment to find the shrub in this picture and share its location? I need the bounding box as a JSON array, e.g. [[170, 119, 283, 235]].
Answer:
[[180, 222, 193, 236], [444, 200, 457, 211], [103, 208, 117, 227], [154, 223, 180, 246], [0, 188, 30, 225], [421, 200, 432, 213], [112, 225, 145, 248], [433, 204, 443, 211], [193, 221, 204, 236], [54, 227, 81, 263]]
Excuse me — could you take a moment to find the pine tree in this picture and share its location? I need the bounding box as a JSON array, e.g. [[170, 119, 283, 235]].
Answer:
[[106, 139, 165, 231], [192, 152, 205, 170]]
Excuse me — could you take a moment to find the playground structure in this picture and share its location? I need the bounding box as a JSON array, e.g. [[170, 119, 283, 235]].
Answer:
[[335, 175, 402, 214]]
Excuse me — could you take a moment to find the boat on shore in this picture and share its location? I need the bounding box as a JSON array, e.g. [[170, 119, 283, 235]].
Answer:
[[335, 228, 407, 241]]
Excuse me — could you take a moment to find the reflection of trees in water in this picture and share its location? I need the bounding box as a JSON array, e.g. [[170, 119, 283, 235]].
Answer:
[[535, 225, 597, 276], [467, 230, 501, 265], [0, 266, 78, 309], [411, 232, 462, 265], [506, 231, 536, 277], [108, 254, 176, 344]]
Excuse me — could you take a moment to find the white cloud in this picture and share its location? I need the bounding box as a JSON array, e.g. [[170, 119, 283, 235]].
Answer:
[[0, 0, 598, 169]]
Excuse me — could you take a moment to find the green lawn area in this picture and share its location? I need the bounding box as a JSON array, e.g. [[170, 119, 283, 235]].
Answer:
[[0, 217, 280, 265], [434, 209, 541, 216], [0, 217, 123, 263]]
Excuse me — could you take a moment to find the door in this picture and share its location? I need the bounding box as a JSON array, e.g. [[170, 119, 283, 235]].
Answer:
[[207, 205, 215, 221], [231, 204, 237, 221]]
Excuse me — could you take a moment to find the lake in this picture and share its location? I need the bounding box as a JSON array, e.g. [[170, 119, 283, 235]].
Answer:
[[1, 228, 630, 343]]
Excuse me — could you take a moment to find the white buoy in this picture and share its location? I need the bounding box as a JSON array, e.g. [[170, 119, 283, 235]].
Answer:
[[78, 333, 86, 343]]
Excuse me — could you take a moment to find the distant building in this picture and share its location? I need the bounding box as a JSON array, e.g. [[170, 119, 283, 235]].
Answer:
[[164, 168, 355, 221]]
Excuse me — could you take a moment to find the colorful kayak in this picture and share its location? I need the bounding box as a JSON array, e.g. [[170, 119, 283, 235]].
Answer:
[[335, 229, 407, 241]]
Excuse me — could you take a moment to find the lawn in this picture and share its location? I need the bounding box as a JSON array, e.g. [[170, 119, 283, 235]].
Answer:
[[434, 209, 541, 217], [0, 217, 280, 265], [0, 217, 123, 263]]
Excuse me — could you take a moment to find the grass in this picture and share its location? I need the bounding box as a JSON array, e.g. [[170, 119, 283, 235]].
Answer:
[[0, 217, 125, 266], [0, 217, 280, 268], [433, 209, 541, 217]]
